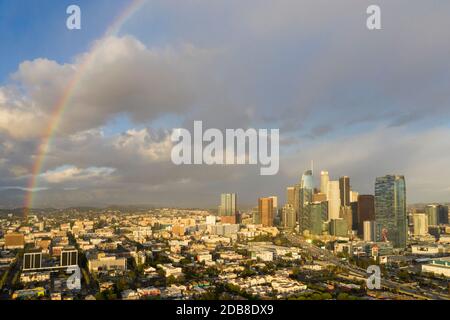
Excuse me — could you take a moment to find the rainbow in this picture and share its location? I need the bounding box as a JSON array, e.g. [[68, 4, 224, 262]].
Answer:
[[24, 0, 147, 215]]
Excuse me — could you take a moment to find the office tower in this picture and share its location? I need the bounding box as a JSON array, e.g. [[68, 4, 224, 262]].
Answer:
[[357, 195, 375, 236], [424, 204, 449, 225], [350, 191, 359, 203], [219, 193, 237, 216], [310, 201, 328, 235], [297, 170, 314, 233], [269, 196, 278, 219], [329, 219, 348, 237], [286, 187, 295, 206], [281, 204, 296, 229], [374, 175, 407, 248], [439, 205, 449, 225], [425, 205, 439, 226], [320, 171, 329, 195], [301, 170, 314, 189], [61, 247, 78, 267], [339, 176, 351, 206], [252, 207, 261, 224], [327, 181, 341, 221], [23, 250, 43, 271], [413, 213, 429, 236], [350, 202, 359, 231], [259, 197, 274, 227], [363, 221, 376, 242], [340, 206, 353, 233]]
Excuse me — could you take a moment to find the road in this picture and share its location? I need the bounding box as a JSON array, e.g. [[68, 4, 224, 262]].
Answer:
[[285, 234, 449, 300]]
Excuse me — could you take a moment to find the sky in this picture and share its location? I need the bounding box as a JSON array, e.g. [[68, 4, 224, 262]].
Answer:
[[0, 0, 450, 208]]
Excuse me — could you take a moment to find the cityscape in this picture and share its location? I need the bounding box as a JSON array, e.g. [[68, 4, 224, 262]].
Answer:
[[1, 168, 450, 300], [1, 0, 450, 305]]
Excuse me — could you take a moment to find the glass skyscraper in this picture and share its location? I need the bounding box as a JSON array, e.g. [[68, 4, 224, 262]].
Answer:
[[374, 175, 407, 248], [297, 170, 314, 234], [309, 201, 328, 235]]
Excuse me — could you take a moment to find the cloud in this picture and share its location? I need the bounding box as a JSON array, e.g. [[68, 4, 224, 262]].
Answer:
[[0, 36, 216, 140], [39, 165, 116, 184], [1, 1, 450, 207], [113, 128, 172, 162]]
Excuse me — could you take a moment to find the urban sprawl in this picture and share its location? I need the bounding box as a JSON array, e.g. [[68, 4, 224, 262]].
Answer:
[[1, 170, 450, 300]]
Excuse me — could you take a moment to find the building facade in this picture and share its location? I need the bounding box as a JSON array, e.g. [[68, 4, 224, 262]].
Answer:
[[374, 175, 407, 248]]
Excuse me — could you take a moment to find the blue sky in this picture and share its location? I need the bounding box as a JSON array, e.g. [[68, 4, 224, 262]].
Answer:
[[0, 0, 131, 81], [1, 0, 450, 208]]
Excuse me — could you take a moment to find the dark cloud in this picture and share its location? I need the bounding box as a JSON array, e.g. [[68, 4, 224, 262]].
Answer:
[[1, 1, 450, 207]]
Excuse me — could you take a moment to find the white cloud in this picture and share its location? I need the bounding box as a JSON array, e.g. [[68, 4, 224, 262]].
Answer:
[[40, 166, 116, 184], [113, 128, 173, 162]]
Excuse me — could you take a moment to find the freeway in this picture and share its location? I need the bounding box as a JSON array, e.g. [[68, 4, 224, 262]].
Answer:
[[285, 234, 449, 300]]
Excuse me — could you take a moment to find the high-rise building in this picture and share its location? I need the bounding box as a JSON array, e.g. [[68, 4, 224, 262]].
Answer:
[[269, 196, 278, 219], [310, 202, 328, 235], [327, 181, 341, 221], [219, 193, 237, 216], [439, 205, 449, 225], [301, 170, 314, 189], [286, 187, 295, 206], [340, 206, 353, 233], [413, 213, 429, 236], [320, 171, 329, 196], [329, 219, 348, 237], [339, 176, 351, 207], [350, 202, 359, 231], [439, 205, 448, 224], [357, 195, 375, 236], [350, 191, 359, 203], [281, 204, 296, 229], [252, 207, 261, 224], [374, 175, 407, 248], [425, 205, 439, 226], [259, 197, 274, 227], [363, 221, 376, 242], [297, 170, 314, 233]]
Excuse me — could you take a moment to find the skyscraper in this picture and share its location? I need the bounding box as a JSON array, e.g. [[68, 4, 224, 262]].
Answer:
[[259, 197, 274, 227], [350, 191, 359, 203], [425, 205, 439, 226], [357, 195, 375, 236], [439, 205, 449, 225], [413, 213, 429, 236], [269, 196, 278, 219], [286, 187, 295, 206], [363, 221, 376, 242], [329, 219, 348, 237], [219, 193, 237, 216], [297, 170, 314, 233], [281, 204, 296, 229], [320, 171, 329, 196], [327, 181, 341, 221], [339, 176, 351, 207], [310, 201, 328, 235], [374, 175, 407, 248], [340, 206, 353, 233]]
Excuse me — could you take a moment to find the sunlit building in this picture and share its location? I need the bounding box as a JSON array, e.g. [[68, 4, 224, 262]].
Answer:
[[374, 175, 407, 248]]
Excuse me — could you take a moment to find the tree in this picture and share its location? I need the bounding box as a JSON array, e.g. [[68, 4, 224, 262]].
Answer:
[[337, 292, 349, 300], [321, 293, 332, 300]]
